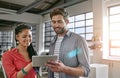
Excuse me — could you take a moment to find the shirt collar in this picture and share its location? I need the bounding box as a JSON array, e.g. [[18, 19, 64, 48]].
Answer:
[[51, 31, 72, 44], [65, 31, 71, 37]]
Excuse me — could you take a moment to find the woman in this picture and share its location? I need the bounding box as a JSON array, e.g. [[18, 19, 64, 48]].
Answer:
[[2, 25, 38, 78]]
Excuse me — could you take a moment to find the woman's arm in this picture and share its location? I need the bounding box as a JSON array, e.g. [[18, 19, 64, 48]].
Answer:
[[2, 52, 33, 78], [17, 63, 32, 78]]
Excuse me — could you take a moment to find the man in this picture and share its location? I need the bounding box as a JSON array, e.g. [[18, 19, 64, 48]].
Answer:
[[46, 8, 90, 78]]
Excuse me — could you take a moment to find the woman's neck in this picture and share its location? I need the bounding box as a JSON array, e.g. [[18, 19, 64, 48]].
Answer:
[[17, 45, 30, 61], [17, 45, 28, 53]]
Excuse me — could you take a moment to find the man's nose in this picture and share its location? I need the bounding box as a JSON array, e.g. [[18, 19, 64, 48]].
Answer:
[[54, 22, 59, 26]]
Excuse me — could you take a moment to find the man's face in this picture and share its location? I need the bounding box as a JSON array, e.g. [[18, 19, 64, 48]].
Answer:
[[51, 15, 69, 34]]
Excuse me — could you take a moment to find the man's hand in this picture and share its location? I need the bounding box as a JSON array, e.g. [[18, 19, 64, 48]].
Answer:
[[46, 60, 66, 73]]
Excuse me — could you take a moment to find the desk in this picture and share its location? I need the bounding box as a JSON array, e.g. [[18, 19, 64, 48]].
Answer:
[[89, 63, 108, 78]]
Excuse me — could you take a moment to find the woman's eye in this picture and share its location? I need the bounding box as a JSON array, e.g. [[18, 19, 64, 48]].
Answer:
[[22, 36, 26, 38], [29, 35, 32, 38]]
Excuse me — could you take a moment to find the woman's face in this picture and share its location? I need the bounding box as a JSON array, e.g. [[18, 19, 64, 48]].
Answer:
[[16, 29, 32, 47]]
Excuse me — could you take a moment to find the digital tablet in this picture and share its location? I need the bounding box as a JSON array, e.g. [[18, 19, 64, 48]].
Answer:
[[32, 55, 57, 67]]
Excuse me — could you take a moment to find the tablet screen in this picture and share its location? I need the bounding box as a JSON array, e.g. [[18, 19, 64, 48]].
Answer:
[[32, 55, 57, 67]]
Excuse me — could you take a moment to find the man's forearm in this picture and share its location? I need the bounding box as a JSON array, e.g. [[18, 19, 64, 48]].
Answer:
[[61, 66, 84, 77]]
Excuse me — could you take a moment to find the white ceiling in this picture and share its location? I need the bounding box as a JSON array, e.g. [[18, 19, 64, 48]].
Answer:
[[1, 0, 35, 6], [0, 0, 87, 27], [0, 0, 87, 14]]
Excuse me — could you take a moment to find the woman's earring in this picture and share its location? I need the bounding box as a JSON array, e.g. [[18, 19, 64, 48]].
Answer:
[[16, 41, 19, 44]]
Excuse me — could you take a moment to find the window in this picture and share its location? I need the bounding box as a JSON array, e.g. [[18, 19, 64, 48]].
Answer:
[[0, 31, 13, 51], [68, 12, 93, 41], [109, 5, 120, 57], [44, 21, 55, 50], [44, 12, 93, 51], [31, 25, 37, 50]]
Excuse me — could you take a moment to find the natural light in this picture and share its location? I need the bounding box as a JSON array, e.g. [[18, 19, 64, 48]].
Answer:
[[103, 5, 120, 59]]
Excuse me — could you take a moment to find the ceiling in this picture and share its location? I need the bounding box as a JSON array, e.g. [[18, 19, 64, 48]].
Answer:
[[0, 0, 87, 27]]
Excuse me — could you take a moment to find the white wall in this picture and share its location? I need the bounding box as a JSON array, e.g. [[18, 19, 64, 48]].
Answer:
[[66, 0, 92, 16], [105, 0, 120, 6], [37, 16, 44, 55]]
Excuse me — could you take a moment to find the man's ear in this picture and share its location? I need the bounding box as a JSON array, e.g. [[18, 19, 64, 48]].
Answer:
[[66, 19, 69, 24]]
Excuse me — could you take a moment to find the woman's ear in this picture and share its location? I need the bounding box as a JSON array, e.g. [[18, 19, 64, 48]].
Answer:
[[15, 35, 19, 41]]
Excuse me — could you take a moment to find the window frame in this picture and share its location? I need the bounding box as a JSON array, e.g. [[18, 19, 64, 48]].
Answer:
[[103, 5, 120, 59], [109, 5, 120, 57]]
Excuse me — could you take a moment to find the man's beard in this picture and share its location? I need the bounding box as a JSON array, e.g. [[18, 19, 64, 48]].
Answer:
[[54, 27, 65, 34]]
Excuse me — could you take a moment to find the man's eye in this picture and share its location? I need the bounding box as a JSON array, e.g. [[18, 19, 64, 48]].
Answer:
[[58, 21, 62, 23], [52, 21, 62, 24], [52, 21, 56, 24]]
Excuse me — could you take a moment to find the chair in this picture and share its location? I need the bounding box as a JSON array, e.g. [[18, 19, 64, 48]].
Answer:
[[0, 61, 7, 78]]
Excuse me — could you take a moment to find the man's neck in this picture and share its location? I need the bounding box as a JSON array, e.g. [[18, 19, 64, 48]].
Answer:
[[57, 30, 68, 37]]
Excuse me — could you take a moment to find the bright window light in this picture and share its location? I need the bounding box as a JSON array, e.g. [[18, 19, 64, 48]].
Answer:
[[111, 41, 120, 47], [110, 6, 120, 15], [104, 5, 120, 58]]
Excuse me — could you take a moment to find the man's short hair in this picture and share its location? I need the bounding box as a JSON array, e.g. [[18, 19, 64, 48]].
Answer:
[[50, 8, 69, 20]]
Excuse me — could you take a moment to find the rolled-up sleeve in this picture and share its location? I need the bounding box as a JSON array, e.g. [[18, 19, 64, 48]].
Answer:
[[77, 37, 90, 77]]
